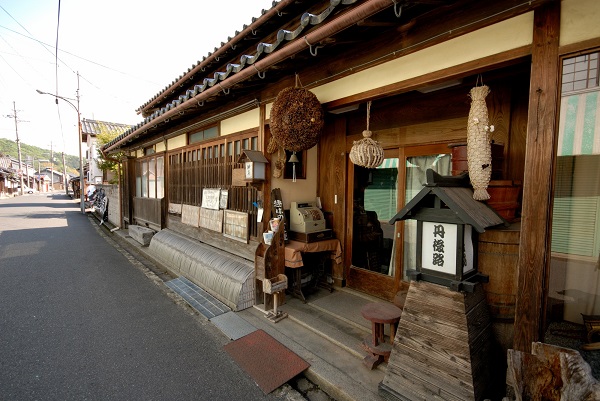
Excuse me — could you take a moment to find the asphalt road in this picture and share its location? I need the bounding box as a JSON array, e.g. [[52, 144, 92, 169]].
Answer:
[[0, 193, 290, 401]]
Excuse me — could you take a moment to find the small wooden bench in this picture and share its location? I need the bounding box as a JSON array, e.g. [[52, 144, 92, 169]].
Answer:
[[361, 302, 403, 369]]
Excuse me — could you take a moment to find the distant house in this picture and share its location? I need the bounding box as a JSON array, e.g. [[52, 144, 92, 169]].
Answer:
[[39, 168, 69, 191], [81, 119, 130, 184], [0, 155, 38, 194]]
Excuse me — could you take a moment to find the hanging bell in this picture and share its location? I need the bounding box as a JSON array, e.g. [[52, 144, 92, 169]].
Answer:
[[288, 151, 299, 182]]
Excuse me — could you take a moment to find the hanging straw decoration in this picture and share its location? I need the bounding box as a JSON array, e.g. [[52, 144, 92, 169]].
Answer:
[[350, 101, 384, 169], [272, 147, 286, 178], [467, 80, 494, 201], [270, 75, 324, 152]]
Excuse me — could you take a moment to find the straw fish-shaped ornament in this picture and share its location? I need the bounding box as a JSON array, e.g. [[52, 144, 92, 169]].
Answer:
[[467, 85, 493, 201]]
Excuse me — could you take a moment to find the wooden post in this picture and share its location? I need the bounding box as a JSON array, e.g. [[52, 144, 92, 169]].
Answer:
[[513, 2, 560, 353]]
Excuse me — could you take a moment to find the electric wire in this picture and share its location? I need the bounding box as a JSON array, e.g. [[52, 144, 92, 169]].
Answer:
[[0, 33, 48, 82], [0, 5, 76, 75], [0, 23, 160, 86], [55, 0, 61, 97]]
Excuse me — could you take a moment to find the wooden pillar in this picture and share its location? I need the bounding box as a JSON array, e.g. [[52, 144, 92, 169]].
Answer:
[[319, 115, 347, 286], [122, 155, 136, 227], [513, 1, 560, 353]]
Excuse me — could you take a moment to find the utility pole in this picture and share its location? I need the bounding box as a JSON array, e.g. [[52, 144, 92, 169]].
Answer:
[[25, 156, 31, 189], [50, 141, 54, 191], [5, 101, 25, 195], [37, 71, 85, 213], [62, 152, 68, 195]]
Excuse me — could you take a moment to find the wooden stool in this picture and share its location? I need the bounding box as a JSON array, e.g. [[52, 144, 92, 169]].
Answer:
[[360, 302, 403, 369]]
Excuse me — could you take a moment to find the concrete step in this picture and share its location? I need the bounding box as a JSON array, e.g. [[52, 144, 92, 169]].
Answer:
[[237, 305, 385, 401], [278, 296, 372, 359]]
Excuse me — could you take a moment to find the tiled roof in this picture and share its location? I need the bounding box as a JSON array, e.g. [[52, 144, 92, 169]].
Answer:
[[136, 0, 285, 115], [104, 0, 367, 152], [81, 118, 131, 137]]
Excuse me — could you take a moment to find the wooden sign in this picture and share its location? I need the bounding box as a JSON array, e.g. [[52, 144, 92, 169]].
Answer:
[[201, 188, 221, 210], [200, 207, 224, 232], [271, 188, 287, 240], [219, 190, 229, 209], [168, 202, 182, 215], [181, 204, 200, 227], [223, 210, 249, 243]]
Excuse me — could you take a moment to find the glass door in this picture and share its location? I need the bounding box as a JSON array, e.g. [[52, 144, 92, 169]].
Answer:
[[352, 155, 399, 275], [400, 145, 452, 281]]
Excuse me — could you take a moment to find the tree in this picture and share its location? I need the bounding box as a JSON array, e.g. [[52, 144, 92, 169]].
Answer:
[[95, 127, 124, 184]]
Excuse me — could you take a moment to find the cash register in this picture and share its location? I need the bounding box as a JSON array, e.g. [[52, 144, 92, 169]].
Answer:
[[289, 201, 332, 242]]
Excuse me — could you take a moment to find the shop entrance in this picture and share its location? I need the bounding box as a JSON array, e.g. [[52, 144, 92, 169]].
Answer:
[[347, 144, 451, 300]]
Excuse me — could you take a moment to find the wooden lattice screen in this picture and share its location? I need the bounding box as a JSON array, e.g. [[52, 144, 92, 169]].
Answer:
[[167, 130, 260, 237]]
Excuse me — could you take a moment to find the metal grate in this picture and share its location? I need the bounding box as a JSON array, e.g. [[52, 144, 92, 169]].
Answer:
[[165, 276, 230, 319], [210, 311, 257, 340]]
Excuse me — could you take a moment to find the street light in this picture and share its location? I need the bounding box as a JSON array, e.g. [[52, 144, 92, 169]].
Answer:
[[36, 87, 85, 214]]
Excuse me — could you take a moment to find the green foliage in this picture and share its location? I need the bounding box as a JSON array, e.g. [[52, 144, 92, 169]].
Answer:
[[95, 126, 124, 184], [0, 138, 80, 176]]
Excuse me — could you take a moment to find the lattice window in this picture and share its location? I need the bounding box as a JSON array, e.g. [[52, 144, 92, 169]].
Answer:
[[167, 129, 260, 235], [562, 52, 600, 94]]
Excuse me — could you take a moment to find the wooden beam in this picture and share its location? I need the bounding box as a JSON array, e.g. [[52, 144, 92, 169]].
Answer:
[[513, 1, 560, 353], [324, 46, 531, 112]]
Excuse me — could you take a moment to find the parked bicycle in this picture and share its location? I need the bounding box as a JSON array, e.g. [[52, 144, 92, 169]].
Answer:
[[89, 188, 109, 223]]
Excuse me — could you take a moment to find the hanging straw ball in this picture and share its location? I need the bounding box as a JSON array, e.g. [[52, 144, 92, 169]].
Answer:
[[350, 130, 384, 169], [270, 87, 325, 152]]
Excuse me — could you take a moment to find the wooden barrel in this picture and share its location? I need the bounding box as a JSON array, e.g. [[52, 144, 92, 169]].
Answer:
[[487, 180, 522, 222], [478, 223, 520, 321], [449, 142, 505, 179]]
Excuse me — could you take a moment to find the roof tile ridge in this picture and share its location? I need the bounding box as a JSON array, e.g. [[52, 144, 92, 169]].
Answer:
[[137, 0, 292, 115]]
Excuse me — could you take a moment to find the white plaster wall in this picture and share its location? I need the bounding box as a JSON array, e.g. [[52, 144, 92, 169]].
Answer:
[[560, 0, 600, 47], [167, 135, 186, 152], [312, 13, 534, 103], [221, 109, 259, 136], [156, 141, 166, 153], [271, 146, 318, 210]]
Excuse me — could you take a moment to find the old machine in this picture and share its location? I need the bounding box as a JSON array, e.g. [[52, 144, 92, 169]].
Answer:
[[288, 201, 332, 242]]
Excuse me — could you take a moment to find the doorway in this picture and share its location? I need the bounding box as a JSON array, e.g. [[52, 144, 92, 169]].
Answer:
[[347, 144, 451, 300]]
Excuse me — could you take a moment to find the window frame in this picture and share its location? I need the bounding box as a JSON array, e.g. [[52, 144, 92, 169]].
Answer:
[[135, 153, 165, 199]]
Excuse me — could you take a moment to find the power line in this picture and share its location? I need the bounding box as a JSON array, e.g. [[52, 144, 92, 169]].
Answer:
[[0, 51, 29, 86], [0, 32, 46, 79], [55, 0, 61, 96], [0, 23, 161, 85], [0, 5, 77, 75]]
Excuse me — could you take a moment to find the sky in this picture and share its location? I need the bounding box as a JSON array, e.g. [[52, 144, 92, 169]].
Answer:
[[0, 0, 276, 157]]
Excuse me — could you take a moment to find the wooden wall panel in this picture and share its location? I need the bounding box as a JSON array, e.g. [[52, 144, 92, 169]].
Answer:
[[318, 116, 347, 285], [507, 74, 531, 182]]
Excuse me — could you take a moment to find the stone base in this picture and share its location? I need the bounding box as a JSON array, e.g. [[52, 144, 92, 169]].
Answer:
[[129, 225, 155, 246]]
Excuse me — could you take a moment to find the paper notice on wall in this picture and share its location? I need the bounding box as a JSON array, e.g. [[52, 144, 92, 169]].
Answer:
[[257, 207, 264, 222]]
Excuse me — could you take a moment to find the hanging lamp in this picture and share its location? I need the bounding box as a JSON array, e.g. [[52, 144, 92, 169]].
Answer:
[[350, 101, 384, 169]]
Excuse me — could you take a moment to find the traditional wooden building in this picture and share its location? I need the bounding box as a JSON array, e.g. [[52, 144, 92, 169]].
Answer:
[[102, 0, 600, 379]]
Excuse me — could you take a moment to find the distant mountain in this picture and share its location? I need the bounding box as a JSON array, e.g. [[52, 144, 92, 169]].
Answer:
[[0, 138, 80, 175]]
